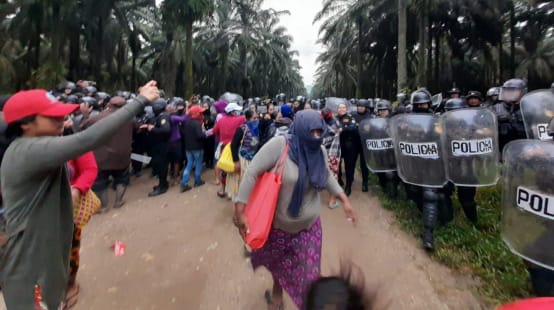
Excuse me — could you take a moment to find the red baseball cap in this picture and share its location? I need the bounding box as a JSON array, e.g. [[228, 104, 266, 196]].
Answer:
[[188, 105, 206, 116], [3, 89, 79, 124]]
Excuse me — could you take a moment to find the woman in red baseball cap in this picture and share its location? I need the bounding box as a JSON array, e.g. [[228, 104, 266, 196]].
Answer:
[[0, 81, 159, 309]]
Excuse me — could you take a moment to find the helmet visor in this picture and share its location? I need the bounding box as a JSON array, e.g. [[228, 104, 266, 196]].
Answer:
[[500, 88, 522, 103]]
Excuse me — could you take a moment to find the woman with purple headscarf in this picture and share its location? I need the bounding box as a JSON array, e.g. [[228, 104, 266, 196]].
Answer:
[[233, 110, 357, 309]]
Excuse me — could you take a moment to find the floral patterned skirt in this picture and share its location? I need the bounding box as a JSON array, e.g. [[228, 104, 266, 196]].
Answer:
[[251, 218, 322, 309]]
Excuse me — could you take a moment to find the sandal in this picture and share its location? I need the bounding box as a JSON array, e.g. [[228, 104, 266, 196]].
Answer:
[[217, 191, 226, 198], [264, 290, 284, 310], [63, 283, 80, 309], [328, 201, 340, 209]]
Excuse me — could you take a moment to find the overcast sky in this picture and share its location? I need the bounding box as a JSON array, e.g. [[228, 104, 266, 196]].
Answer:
[[262, 0, 323, 87]]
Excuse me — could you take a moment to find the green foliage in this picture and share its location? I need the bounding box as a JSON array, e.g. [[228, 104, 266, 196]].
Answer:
[[371, 176, 532, 307], [314, 0, 554, 99], [0, 0, 305, 98], [28, 61, 68, 89]]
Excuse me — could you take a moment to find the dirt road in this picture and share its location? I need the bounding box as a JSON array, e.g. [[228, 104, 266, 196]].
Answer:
[[2, 170, 486, 309]]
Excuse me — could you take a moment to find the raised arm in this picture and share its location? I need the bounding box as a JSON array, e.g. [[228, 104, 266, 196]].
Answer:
[[18, 82, 159, 174]]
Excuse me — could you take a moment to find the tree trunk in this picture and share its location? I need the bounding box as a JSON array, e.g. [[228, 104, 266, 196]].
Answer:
[[356, 16, 363, 98], [184, 19, 194, 98], [93, 17, 105, 83], [417, 0, 429, 88], [397, 0, 408, 92], [434, 35, 440, 90], [509, 1, 516, 78], [69, 23, 81, 81]]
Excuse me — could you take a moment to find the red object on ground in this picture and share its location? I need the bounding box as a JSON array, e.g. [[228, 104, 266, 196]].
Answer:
[[113, 241, 126, 257], [498, 298, 554, 310]]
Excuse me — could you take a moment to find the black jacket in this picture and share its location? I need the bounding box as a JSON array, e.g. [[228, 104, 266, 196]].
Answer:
[[182, 119, 204, 151]]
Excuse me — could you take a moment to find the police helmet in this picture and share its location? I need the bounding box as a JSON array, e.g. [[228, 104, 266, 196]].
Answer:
[[551, 82, 554, 92], [58, 81, 76, 93], [202, 95, 211, 104], [357, 99, 370, 108], [376, 100, 392, 111], [80, 96, 101, 110], [397, 93, 407, 103], [500, 78, 527, 102], [444, 98, 467, 111], [349, 98, 357, 106], [84, 86, 97, 96], [65, 94, 80, 104], [96, 92, 111, 105], [411, 90, 432, 105], [170, 97, 185, 106], [152, 98, 168, 115], [486, 87, 500, 98], [116, 91, 131, 100], [447, 87, 462, 95], [254, 97, 262, 105], [466, 91, 482, 101]]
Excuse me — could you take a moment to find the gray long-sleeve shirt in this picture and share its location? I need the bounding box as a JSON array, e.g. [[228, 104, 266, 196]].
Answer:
[[0, 95, 149, 310], [236, 136, 343, 233]]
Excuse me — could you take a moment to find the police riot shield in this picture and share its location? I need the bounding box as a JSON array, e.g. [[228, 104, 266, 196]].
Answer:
[[390, 114, 447, 187], [440, 108, 500, 186], [325, 97, 350, 114], [520, 90, 554, 141], [358, 118, 396, 172], [219, 92, 243, 104], [257, 104, 268, 114], [501, 140, 554, 270]]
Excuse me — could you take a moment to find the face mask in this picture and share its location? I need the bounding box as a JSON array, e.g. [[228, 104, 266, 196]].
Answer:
[[249, 120, 260, 128]]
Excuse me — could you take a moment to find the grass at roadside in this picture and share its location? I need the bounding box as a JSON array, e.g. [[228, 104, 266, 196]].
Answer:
[[371, 178, 532, 306]]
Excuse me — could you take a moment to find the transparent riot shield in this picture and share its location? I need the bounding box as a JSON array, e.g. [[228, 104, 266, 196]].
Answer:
[[358, 118, 396, 172], [390, 114, 447, 187], [520, 90, 554, 141], [325, 97, 350, 114], [501, 140, 554, 270], [257, 105, 268, 114], [440, 108, 500, 186], [219, 92, 243, 104]]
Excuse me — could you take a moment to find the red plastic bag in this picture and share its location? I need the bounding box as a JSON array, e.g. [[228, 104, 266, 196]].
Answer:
[[245, 144, 289, 250], [497, 298, 554, 310]]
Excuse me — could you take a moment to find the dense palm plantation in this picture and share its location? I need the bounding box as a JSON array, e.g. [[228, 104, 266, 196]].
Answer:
[[0, 0, 305, 98], [312, 0, 554, 99]]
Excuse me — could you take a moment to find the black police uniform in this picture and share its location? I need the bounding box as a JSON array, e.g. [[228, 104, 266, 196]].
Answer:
[[337, 113, 363, 196], [149, 111, 172, 196], [352, 107, 371, 191], [406, 91, 454, 250], [494, 102, 526, 154]]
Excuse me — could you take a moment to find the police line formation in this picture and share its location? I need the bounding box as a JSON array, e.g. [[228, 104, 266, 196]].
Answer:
[[1, 78, 554, 307]]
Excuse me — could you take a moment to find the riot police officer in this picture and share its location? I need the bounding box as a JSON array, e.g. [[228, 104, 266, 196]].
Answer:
[[407, 90, 453, 250], [466, 91, 483, 108], [494, 78, 527, 153], [141, 99, 172, 197], [352, 99, 372, 192], [447, 87, 462, 99], [485, 87, 501, 107], [444, 98, 478, 223], [337, 101, 364, 195], [375, 100, 400, 197]]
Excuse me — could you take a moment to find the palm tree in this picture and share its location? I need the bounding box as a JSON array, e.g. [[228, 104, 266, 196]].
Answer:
[[162, 0, 214, 98]]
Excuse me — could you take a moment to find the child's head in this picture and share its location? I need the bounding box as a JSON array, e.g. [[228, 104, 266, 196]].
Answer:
[[305, 263, 376, 310]]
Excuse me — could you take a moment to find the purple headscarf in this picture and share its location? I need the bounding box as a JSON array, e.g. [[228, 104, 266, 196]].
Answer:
[[287, 110, 329, 217], [214, 100, 228, 115]]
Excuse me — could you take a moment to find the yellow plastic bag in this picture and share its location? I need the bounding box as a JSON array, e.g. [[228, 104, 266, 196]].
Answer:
[[217, 144, 235, 173]]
